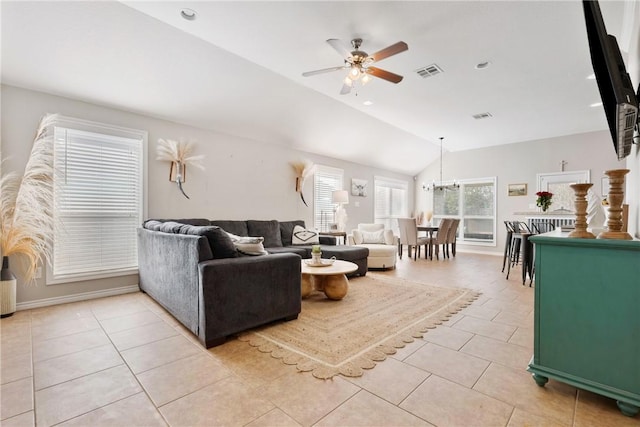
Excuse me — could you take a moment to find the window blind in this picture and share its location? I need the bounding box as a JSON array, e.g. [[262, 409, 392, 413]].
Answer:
[[313, 165, 343, 230], [52, 125, 144, 282], [374, 176, 408, 233]]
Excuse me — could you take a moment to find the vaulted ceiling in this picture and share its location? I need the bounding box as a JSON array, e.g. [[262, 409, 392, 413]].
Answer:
[[1, 1, 632, 174]]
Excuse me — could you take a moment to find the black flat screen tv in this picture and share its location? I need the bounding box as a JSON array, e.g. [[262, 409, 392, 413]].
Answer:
[[583, 0, 638, 160]]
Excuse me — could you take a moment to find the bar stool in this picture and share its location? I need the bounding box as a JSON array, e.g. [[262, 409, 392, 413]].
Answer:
[[502, 221, 515, 272], [506, 221, 532, 281]]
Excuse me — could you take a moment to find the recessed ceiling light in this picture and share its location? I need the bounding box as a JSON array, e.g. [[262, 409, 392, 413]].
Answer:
[[475, 61, 491, 70], [587, 73, 596, 79], [363, 100, 373, 106], [180, 8, 197, 21], [590, 102, 603, 107]]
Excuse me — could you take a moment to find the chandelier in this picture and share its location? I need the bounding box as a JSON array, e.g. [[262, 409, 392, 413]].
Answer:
[[423, 137, 460, 192]]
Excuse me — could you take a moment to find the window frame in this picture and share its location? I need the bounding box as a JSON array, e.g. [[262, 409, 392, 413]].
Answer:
[[47, 116, 148, 285], [432, 177, 497, 247]]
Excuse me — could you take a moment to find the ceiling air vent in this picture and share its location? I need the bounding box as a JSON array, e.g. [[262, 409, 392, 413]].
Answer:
[[415, 64, 443, 78], [472, 112, 493, 120]]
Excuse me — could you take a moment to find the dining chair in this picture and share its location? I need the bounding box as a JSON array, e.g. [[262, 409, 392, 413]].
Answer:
[[431, 218, 452, 260], [397, 218, 430, 261], [444, 219, 460, 258]]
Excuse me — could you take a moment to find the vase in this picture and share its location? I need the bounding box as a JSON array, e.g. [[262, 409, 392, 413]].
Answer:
[[1, 256, 17, 318], [311, 252, 322, 265], [568, 183, 595, 239], [597, 169, 632, 240]]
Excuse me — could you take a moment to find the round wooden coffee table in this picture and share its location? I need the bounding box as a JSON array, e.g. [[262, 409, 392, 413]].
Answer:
[[300, 259, 358, 300]]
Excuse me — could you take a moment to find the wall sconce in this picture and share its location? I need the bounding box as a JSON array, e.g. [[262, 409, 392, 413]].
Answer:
[[291, 160, 315, 207], [157, 138, 204, 199]]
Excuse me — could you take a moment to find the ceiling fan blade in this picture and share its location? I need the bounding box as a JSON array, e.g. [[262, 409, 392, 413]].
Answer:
[[340, 83, 352, 95], [369, 41, 408, 62], [302, 65, 347, 77], [367, 67, 404, 84], [326, 39, 352, 58]]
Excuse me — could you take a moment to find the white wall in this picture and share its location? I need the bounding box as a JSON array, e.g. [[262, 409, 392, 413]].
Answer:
[[415, 131, 622, 254], [1, 84, 412, 304], [623, 0, 640, 238]]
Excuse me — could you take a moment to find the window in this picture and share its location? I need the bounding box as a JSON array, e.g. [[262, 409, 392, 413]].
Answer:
[[313, 165, 343, 230], [374, 176, 409, 233], [433, 177, 496, 245], [49, 117, 146, 283]]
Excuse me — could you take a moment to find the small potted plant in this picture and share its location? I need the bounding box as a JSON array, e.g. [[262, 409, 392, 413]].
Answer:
[[311, 244, 322, 265]]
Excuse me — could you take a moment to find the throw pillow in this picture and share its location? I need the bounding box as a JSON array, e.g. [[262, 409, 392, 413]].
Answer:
[[361, 229, 385, 244], [226, 232, 268, 256], [180, 225, 237, 259], [291, 225, 319, 245]]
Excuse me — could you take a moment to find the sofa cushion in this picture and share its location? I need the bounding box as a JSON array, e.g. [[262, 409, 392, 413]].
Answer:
[[145, 218, 211, 227], [247, 220, 282, 248], [226, 233, 268, 256], [268, 246, 308, 257], [210, 220, 248, 237], [279, 220, 306, 246], [157, 221, 187, 233], [180, 225, 237, 259], [361, 229, 385, 244], [291, 225, 319, 245]]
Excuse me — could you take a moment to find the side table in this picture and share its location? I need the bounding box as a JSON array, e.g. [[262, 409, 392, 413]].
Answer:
[[319, 231, 347, 245]]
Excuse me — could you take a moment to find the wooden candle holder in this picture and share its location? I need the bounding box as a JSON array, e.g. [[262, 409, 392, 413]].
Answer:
[[597, 169, 632, 240], [568, 183, 595, 239]]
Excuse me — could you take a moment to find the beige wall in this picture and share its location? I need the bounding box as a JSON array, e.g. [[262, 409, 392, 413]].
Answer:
[[415, 131, 623, 255], [1, 84, 412, 305]]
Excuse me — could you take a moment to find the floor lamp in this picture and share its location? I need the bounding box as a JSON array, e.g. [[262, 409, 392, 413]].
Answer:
[[332, 190, 349, 232]]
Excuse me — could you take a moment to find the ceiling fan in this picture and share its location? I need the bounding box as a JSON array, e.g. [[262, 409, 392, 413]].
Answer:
[[302, 38, 408, 95]]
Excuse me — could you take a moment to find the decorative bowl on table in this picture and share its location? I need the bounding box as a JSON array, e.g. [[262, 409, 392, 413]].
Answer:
[[304, 258, 335, 267]]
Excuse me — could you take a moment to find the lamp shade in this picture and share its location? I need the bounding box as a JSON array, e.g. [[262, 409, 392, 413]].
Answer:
[[332, 190, 349, 204]]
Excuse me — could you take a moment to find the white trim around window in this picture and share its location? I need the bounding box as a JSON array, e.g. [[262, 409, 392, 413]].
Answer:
[[47, 116, 148, 285]]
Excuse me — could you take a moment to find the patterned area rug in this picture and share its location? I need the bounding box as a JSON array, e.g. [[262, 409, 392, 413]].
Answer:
[[239, 273, 479, 379]]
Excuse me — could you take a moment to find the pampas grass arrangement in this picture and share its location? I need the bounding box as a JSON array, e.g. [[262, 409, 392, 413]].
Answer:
[[0, 114, 57, 282], [156, 138, 204, 199], [291, 160, 315, 207]]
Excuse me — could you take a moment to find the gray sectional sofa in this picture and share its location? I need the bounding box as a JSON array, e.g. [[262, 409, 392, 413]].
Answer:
[[137, 218, 368, 348]]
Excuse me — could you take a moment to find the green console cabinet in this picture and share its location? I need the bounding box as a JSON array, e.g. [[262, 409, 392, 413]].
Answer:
[[527, 231, 640, 417]]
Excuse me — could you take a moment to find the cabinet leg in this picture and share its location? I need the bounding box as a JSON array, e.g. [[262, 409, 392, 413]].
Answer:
[[616, 401, 639, 417], [532, 373, 548, 387]]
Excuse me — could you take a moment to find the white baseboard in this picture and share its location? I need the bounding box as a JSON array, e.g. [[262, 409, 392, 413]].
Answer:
[[16, 284, 140, 311]]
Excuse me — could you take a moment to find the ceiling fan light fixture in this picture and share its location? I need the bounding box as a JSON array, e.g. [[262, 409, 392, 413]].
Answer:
[[349, 66, 361, 79], [361, 73, 371, 85], [344, 76, 354, 86]]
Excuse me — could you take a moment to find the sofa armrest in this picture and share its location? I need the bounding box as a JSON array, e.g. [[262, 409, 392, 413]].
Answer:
[[137, 228, 212, 334], [198, 253, 301, 347], [383, 229, 397, 246]]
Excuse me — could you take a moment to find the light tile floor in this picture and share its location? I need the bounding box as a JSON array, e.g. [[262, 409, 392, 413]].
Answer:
[[1, 253, 638, 426]]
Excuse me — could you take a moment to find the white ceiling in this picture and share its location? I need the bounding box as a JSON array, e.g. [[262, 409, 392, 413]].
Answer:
[[1, 1, 631, 175]]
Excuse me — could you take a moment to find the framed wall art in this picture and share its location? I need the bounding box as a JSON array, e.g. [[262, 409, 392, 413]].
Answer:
[[508, 183, 527, 196], [351, 179, 368, 197]]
